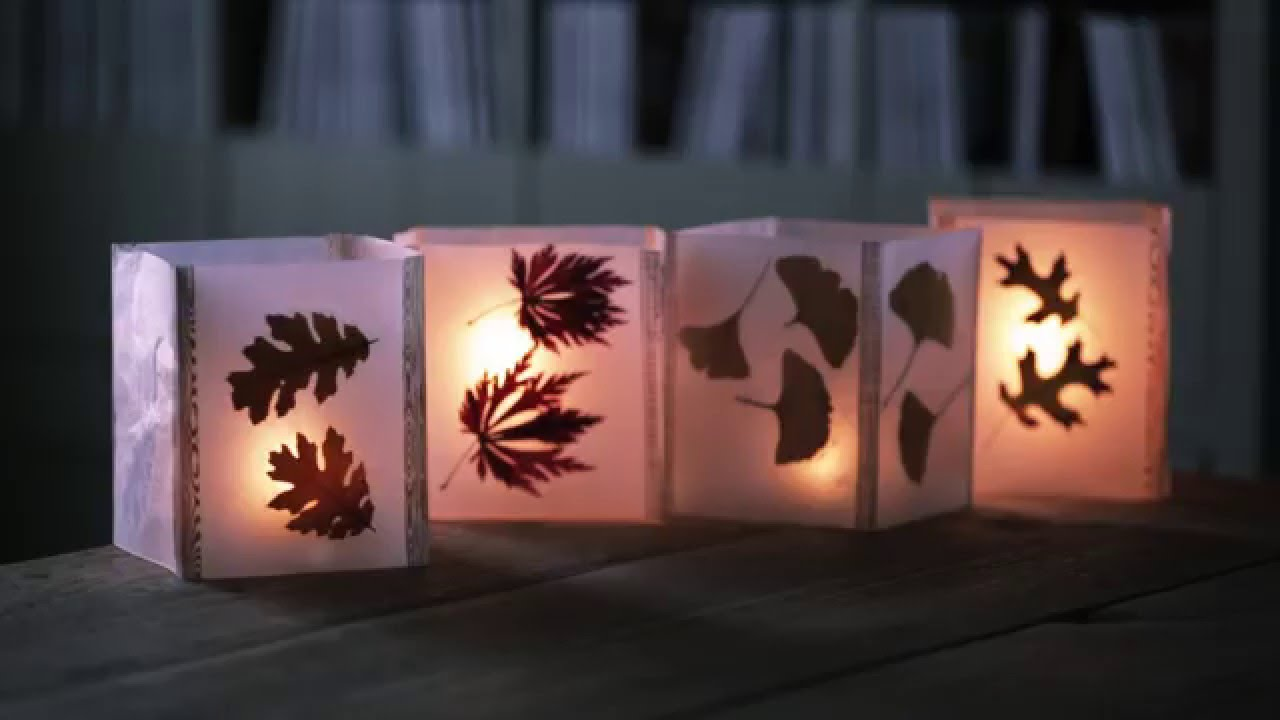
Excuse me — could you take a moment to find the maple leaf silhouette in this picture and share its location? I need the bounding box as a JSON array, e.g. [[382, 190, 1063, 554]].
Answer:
[[776, 255, 859, 368], [267, 427, 374, 539], [1000, 340, 1115, 428], [737, 350, 832, 464], [883, 262, 954, 408], [447, 349, 602, 496], [469, 244, 630, 354], [679, 260, 769, 379], [996, 244, 1080, 324], [228, 312, 374, 425]]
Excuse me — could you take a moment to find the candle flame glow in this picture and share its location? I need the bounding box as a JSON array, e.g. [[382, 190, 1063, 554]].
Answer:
[[467, 312, 536, 380]]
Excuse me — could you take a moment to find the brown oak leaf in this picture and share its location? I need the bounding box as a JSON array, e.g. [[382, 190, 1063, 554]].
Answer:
[[228, 312, 373, 424], [996, 244, 1080, 324], [999, 340, 1115, 428], [448, 349, 602, 496], [267, 428, 374, 539], [510, 244, 630, 353]]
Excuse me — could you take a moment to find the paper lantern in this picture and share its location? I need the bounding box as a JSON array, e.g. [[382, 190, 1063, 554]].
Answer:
[[671, 219, 981, 529], [111, 236, 427, 579], [395, 226, 665, 523], [929, 199, 1171, 501]]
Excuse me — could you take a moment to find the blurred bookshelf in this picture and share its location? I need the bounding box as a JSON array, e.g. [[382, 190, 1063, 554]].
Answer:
[[0, 0, 1268, 482]]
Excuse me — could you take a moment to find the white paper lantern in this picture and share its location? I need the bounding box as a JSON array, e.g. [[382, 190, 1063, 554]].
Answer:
[[111, 236, 426, 579], [671, 219, 981, 529], [396, 226, 666, 523], [930, 199, 1171, 501]]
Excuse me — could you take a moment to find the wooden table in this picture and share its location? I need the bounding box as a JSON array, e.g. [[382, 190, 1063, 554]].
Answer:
[[3, 475, 1278, 719]]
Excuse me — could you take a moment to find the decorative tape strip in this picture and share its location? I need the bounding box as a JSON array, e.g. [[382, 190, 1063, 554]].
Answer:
[[403, 256, 429, 565], [855, 242, 883, 529], [175, 267, 202, 580], [661, 236, 679, 519], [642, 248, 666, 521], [1145, 223, 1172, 497]]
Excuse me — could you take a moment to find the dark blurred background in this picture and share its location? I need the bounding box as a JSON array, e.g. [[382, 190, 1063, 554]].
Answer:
[[1, 0, 1273, 564]]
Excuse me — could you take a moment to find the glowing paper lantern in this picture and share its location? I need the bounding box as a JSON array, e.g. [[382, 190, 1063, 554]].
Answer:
[[396, 226, 666, 523], [111, 236, 426, 579], [672, 219, 981, 529], [929, 199, 1171, 500]]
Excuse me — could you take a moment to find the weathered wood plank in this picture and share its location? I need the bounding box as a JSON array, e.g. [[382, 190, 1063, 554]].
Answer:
[[0, 520, 757, 702], [3, 510, 1274, 720], [714, 563, 1280, 720]]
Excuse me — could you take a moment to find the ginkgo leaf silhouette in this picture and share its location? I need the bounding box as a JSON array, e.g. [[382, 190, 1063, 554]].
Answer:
[[776, 255, 859, 368], [445, 348, 602, 496], [228, 312, 374, 425], [996, 244, 1080, 324], [267, 427, 374, 539], [737, 350, 832, 464], [898, 391, 934, 484], [469, 245, 630, 354], [679, 260, 768, 379], [1000, 340, 1115, 428], [896, 375, 969, 484], [883, 262, 954, 408]]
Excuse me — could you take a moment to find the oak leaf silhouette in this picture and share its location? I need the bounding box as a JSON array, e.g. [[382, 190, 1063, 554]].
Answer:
[[737, 350, 832, 464], [1000, 340, 1115, 428], [679, 261, 769, 379], [776, 255, 859, 368], [267, 428, 374, 538], [446, 349, 602, 496], [996, 245, 1080, 324], [470, 244, 629, 353], [884, 262, 954, 407], [228, 312, 373, 425]]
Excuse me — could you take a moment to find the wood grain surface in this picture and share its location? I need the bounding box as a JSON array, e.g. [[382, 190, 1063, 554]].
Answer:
[[1, 476, 1276, 719]]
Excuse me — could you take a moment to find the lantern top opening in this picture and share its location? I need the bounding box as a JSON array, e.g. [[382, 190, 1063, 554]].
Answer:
[[678, 217, 975, 246], [929, 198, 1169, 230], [113, 235, 415, 269], [396, 225, 665, 252]]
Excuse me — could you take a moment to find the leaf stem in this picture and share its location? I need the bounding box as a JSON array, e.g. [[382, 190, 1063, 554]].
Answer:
[[440, 440, 479, 491], [735, 395, 774, 411], [466, 298, 521, 326], [882, 342, 921, 410], [934, 372, 974, 418], [735, 259, 772, 316]]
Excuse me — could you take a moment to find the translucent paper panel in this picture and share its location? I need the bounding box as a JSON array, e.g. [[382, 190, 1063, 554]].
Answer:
[[403, 227, 664, 523], [673, 219, 981, 530], [932, 200, 1170, 501]]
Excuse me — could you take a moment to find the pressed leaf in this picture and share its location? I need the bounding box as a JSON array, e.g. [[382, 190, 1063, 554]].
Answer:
[[996, 244, 1080, 324], [228, 312, 373, 425], [776, 255, 859, 368], [898, 391, 935, 484], [883, 262, 955, 408], [889, 262, 955, 349], [1000, 340, 1115, 428], [510, 244, 630, 353], [453, 349, 602, 496], [680, 260, 768, 379], [267, 428, 374, 539], [737, 350, 832, 464]]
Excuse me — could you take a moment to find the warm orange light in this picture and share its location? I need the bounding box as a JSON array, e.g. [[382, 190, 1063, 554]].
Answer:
[[240, 418, 321, 526], [793, 416, 853, 496], [466, 312, 535, 380], [1003, 293, 1073, 374], [1008, 317, 1071, 373]]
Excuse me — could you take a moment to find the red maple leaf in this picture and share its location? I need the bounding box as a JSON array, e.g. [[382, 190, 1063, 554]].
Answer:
[[510, 244, 630, 353], [445, 349, 602, 496]]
